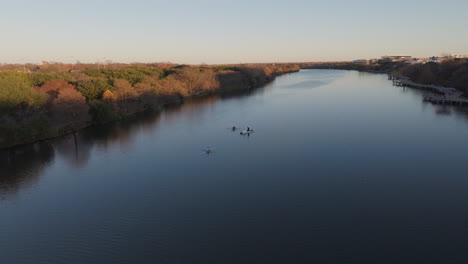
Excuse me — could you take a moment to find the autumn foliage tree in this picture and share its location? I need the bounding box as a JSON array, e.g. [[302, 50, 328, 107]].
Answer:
[[198, 68, 219, 91], [113, 79, 137, 100], [35, 80, 90, 130], [156, 77, 186, 96], [50, 87, 90, 129], [172, 67, 220, 95], [34, 80, 75, 104], [102, 90, 116, 101], [174, 68, 204, 94]]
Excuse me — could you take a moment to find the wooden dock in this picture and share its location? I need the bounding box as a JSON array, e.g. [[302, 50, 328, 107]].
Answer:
[[388, 74, 468, 106], [422, 91, 468, 106]]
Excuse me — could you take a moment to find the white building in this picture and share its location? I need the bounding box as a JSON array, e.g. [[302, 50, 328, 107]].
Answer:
[[380, 56, 412, 63]]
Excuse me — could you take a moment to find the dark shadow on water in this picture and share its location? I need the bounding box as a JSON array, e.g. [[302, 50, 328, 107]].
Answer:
[[0, 142, 54, 199], [394, 79, 468, 118], [0, 108, 168, 196], [435, 105, 452, 115], [0, 87, 261, 196], [282, 69, 346, 89], [283, 80, 328, 89]]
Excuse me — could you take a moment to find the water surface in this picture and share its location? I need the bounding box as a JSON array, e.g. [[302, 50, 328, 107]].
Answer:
[[2, 70, 468, 264]]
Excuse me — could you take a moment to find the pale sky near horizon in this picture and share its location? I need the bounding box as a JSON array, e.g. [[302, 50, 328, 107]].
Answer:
[[1, 0, 467, 64]]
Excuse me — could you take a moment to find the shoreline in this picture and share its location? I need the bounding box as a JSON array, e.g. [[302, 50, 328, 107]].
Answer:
[[0, 68, 299, 150], [300, 59, 468, 96], [301, 64, 468, 102]]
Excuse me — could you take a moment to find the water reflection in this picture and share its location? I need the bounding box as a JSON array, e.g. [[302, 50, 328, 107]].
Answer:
[[435, 105, 451, 115], [453, 106, 468, 121], [0, 143, 54, 198], [2, 70, 468, 196], [3, 70, 468, 263], [394, 83, 468, 117], [0, 90, 262, 196]]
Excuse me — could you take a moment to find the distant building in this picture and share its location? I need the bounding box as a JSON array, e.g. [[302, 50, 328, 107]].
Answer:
[[429, 56, 441, 63], [410, 58, 428, 64], [441, 54, 468, 60], [379, 55, 412, 63]]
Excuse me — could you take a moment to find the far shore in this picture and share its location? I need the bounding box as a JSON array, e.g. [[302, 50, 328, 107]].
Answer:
[[300, 59, 468, 97]]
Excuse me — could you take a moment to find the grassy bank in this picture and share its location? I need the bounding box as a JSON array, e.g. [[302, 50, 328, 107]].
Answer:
[[0, 63, 299, 149]]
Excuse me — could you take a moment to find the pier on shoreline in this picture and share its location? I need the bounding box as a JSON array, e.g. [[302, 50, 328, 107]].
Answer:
[[388, 74, 468, 106]]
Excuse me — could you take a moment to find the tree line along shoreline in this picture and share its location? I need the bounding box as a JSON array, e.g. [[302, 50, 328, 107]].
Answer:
[[3, 59, 466, 150], [301, 59, 468, 96], [0, 63, 300, 149]]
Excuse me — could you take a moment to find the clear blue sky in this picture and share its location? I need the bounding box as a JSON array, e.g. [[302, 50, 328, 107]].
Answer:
[[1, 0, 467, 64]]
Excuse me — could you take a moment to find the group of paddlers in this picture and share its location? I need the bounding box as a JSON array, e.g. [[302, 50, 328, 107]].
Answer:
[[232, 126, 252, 131]]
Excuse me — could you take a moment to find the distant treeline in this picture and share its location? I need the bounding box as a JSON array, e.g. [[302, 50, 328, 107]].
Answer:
[[301, 59, 468, 94], [0, 63, 299, 148], [300, 61, 406, 73]]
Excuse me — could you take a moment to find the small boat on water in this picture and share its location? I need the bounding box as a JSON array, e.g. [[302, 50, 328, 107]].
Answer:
[[240, 130, 254, 135], [202, 147, 215, 155]]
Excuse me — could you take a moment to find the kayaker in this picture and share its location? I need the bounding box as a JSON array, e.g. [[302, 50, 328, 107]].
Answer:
[[232, 126, 236, 131]]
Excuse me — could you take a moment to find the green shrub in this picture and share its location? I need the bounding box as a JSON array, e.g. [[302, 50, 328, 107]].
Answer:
[[84, 67, 163, 85], [77, 79, 113, 100], [30, 72, 75, 86], [0, 71, 45, 114]]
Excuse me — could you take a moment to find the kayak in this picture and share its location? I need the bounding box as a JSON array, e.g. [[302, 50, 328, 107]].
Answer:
[[202, 147, 215, 154], [240, 130, 254, 135]]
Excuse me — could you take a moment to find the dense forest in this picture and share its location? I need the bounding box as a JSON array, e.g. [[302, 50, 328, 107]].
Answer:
[[0, 63, 299, 148]]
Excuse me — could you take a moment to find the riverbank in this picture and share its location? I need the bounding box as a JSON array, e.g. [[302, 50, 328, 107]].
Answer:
[[0, 63, 299, 149], [388, 74, 468, 106], [300, 61, 399, 74], [300, 59, 468, 97]]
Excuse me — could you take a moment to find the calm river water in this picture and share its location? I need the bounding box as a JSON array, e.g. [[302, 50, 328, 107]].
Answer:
[[2, 70, 468, 263]]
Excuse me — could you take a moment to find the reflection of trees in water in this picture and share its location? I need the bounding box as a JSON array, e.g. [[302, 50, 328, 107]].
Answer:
[[452, 106, 468, 120], [163, 96, 221, 127], [160, 88, 266, 128], [435, 106, 451, 115], [219, 87, 263, 100], [0, 143, 54, 198], [54, 132, 94, 168], [0, 111, 167, 197], [397, 85, 468, 118], [0, 88, 274, 197], [83, 110, 164, 150], [56, 110, 166, 165]]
